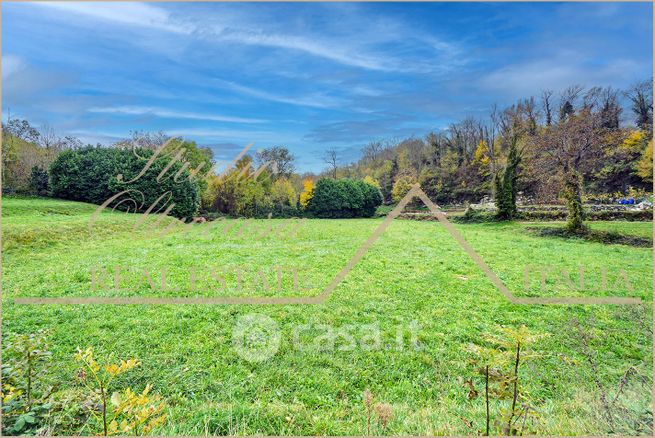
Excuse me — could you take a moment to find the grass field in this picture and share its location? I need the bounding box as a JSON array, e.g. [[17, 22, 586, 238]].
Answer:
[[2, 197, 653, 435]]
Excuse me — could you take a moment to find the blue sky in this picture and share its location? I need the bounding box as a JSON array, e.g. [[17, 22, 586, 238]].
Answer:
[[2, 2, 652, 172]]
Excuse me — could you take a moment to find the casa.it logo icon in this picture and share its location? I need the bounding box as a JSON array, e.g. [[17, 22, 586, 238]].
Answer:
[[232, 313, 281, 363]]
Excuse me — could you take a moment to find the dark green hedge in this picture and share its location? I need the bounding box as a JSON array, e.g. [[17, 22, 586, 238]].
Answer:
[[452, 207, 653, 223], [308, 178, 383, 218], [49, 147, 200, 219]]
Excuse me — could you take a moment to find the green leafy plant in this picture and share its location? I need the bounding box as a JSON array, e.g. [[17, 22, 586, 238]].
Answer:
[[1, 330, 54, 435], [74, 346, 167, 436]]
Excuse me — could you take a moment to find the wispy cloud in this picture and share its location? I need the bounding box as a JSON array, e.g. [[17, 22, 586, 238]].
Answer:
[[2, 55, 72, 108], [87, 106, 266, 124], [305, 113, 419, 143], [166, 128, 298, 144], [210, 80, 343, 109], [5, 2, 652, 172], [479, 56, 644, 97], [35, 2, 191, 34], [31, 2, 459, 73], [2, 55, 25, 79], [205, 27, 394, 72]]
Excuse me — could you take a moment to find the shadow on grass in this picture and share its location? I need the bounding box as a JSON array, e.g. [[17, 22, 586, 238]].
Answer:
[[525, 226, 652, 247]]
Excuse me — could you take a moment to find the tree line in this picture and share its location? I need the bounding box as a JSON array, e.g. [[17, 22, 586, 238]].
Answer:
[[317, 80, 653, 231], [2, 79, 652, 228], [1, 127, 383, 219]]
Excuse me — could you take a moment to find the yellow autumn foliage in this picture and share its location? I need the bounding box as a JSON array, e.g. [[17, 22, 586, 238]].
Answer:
[[363, 175, 381, 189], [75, 347, 167, 435], [620, 129, 646, 153], [636, 139, 653, 182], [109, 384, 167, 435], [299, 178, 314, 209], [473, 140, 491, 167]]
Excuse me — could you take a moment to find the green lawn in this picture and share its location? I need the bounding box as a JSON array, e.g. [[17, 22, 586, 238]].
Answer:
[[2, 197, 653, 435]]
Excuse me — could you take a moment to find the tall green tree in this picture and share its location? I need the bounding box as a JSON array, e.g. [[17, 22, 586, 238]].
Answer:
[[494, 135, 521, 220]]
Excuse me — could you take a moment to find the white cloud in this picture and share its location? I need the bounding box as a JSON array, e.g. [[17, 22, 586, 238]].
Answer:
[[211, 79, 344, 109], [2, 55, 73, 107], [200, 25, 462, 73], [479, 56, 642, 97], [70, 127, 297, 146], [87, 106, 266, 124], [209, 27, 392, 71], [31, 2, 459, 73], [2, 55, 25, 79], [33, 2, 192, 33], [166, 127, 298, 144]]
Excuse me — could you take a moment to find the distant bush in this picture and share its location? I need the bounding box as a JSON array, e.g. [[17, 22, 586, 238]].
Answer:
[[308, 179, 347, 218], [374, 204, 395, 218], [308, 178, 383, 218], [30, 166, 49, 196], [265, 204, 303, 218], [359, 180, 384, 217], [516, 210, 567, 221], [49, 147, 200, 219], [455, 206, 497, 223], [451, 206, 653, 223], [586, 209, 652, 221]]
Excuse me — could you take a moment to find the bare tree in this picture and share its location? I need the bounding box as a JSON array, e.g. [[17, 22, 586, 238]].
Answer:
[[519, 97, 539, 135], [116, 130, 170, 150], [3, 117, 41, 143], [598, 87, 621, 130], [255, 146, 295, 177], [323, 147, 339, 179], [558, 85, 584, 122], [484, 104, 501, 195], [625, 79, 653, 132], [2, 117, 82, 192], [362, 141, 383, 166], [425, 131, 446, 167], [397, 137, 428, 174], [38, 124, 61, 150], [532, 108, 605, 232], [446, 117, 484, 165], [61, 135, 84, 150]]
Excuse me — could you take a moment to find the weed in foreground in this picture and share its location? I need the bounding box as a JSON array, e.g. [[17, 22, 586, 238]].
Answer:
[[74, 346, 167, 436], [362, 389, 394, 435], [467, 325, 547, 435], [1, 330, 54, 435]]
